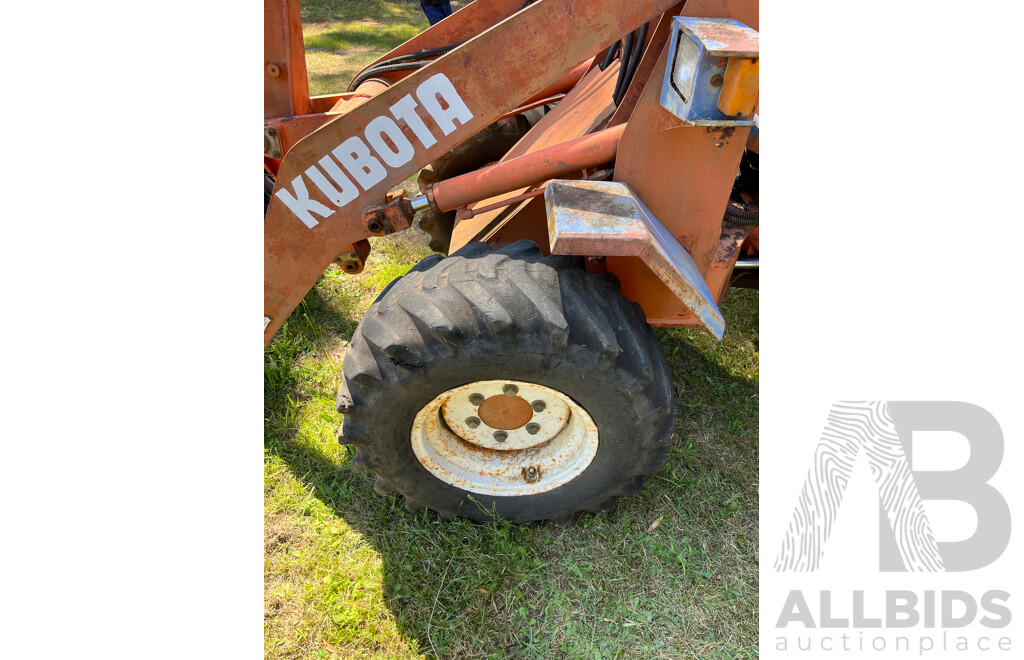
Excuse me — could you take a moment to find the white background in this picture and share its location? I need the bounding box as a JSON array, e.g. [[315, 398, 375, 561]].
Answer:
[[762, 0, 1024, 657], [1, 0, 1021, 657]]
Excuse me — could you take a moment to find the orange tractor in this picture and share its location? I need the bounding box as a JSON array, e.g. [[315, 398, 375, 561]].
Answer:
[[264, 0, 759, 523]]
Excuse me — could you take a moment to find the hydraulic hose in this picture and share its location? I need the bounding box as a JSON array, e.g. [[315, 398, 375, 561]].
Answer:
[[723, 206, 759, 226], [348, 61, 432, 92], [600, 41, 621, 70], [612, 30, 636, 105], [614, 23, 648, 106]]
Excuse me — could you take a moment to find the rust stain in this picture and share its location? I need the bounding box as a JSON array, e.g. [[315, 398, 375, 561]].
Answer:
[[478, 394, 534, 430]]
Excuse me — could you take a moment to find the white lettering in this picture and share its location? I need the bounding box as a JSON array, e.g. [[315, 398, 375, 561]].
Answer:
[[365, 115, 415, 168], [275, 171, 334, 228], [416, 73, 474, 136], [275, 73, 476, 227], [389, 94, 437, 149], [306, 158, 357, 208], [332, 137, 387, 190], [316, 155, 359, 207]]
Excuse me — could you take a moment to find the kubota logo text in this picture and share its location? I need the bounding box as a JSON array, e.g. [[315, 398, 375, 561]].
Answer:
[[275, 73, 474, 228]]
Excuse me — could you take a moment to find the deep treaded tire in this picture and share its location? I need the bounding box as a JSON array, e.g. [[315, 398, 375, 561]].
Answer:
[[336, 240, 674, 523]]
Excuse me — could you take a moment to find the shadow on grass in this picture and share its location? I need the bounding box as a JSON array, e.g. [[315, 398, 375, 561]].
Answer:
[[265, 277, 759, 657]]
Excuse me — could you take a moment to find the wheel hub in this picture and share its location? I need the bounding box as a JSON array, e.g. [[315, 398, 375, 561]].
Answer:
[[412, 379, 599, 496], [477, 394, 533, 430]]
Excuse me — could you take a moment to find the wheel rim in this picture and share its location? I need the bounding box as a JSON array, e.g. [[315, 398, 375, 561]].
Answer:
[[410, 379, 599, 496]]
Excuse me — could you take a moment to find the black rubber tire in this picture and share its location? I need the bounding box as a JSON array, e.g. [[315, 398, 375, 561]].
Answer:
[[416, 109, 546, 254], [336, 240, 674, 523]]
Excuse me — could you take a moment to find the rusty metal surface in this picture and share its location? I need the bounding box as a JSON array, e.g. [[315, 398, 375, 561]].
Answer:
[[602, 0, 755, 327], [264, 0, 683, 344], [660, 17, 758, 127], [411, 380, 596, 496], [704, 223, 749, 300], [334, 239, 371, 275], [449, 62, 624, 251], [477, 394, 534, 430], [677, 15, 759, 57], [608, 3, 687, 125], [429, 124, 625, 212], [264, 0, 310, 119], [546, 179, 726, 338], [362, 191, 415, 235]]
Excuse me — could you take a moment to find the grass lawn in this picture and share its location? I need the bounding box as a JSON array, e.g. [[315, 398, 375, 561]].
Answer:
[[265, 2, 759, 657]]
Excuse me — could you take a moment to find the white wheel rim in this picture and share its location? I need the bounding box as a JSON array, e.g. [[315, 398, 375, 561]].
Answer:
[[410, 379, 599, 496]]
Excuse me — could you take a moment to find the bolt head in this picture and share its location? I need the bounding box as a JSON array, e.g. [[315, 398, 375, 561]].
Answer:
[[710, 73, 724, 87], [266, 63, 281, 78]]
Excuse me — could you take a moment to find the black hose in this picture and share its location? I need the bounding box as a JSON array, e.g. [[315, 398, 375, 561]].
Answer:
[[346, 43, 463, 91], [600, 41, 620, 71], [614, 23, 648, 106], [348, 60, 432, 92], [723, 207, 759, 226], [612, 31, 635, 105]]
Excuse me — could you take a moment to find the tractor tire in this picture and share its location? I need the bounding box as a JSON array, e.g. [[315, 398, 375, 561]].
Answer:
[[336, 240, 674, 523], [416, 108, 546, 254]]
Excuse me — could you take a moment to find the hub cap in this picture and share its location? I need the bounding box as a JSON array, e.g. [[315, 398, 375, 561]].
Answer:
[[411, 379, 599, 496]]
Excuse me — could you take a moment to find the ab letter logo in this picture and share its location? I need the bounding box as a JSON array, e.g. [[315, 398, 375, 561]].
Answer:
[[774, 401, 1010, 572]]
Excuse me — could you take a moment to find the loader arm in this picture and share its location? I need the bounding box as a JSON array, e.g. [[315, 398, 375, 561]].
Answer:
[[263, 0, 684, 345]]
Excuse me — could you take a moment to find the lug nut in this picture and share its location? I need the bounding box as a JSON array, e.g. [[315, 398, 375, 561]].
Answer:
[[466, 416, 481, 429], [469, 393, 485, 406], [526, 422, 540, 435], [493, 431, 508, 442], [522, 466, 540, 483], [531, 400, 546, 413], [502, 384, 518, 397]]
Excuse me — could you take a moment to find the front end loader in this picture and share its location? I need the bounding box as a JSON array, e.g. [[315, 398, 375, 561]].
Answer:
[[264, 0, 759, 523]]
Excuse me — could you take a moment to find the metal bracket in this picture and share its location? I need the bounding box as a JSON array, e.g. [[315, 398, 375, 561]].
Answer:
[[335, 239, 371, 274], [264, 126, 282, 159], [544, 179, 725, 339], [362, 191, 415, 235]]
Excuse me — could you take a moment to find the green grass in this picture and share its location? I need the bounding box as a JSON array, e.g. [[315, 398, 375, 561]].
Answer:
[[265, 3, 759, 657], [301, 0, 472, 96]]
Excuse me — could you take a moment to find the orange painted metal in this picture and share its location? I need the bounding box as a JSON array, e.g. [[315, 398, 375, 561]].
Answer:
[[608, 3, 686, 125], [449, 62, 623, 252], [264, 0, 684, 344], [428, 124, 626, 212], [264, 0, 309, 119], [336, 0, 527, 98], [607, 0, 758, 326]]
